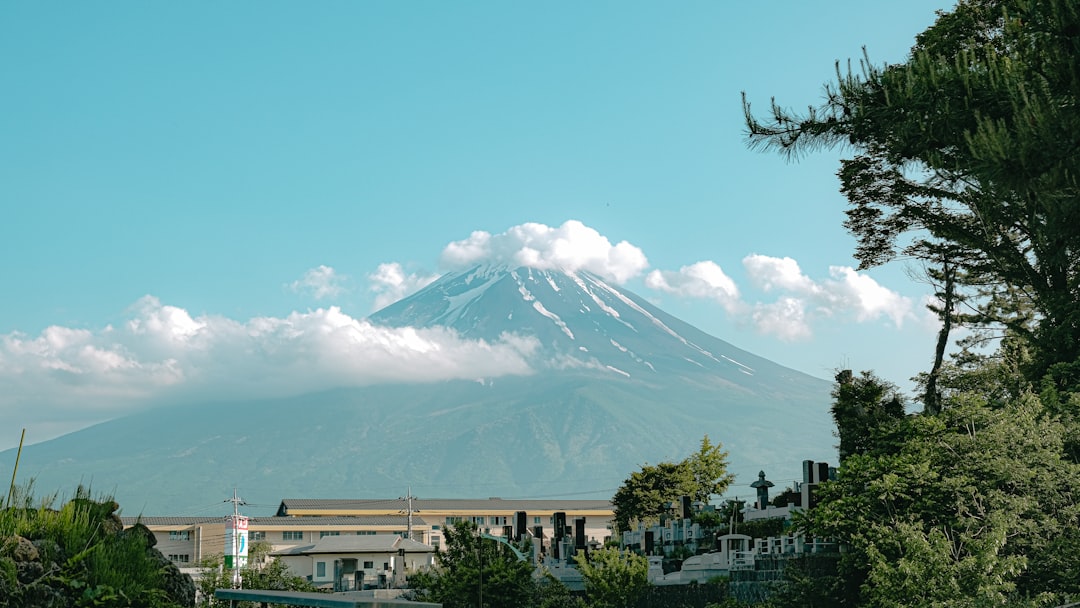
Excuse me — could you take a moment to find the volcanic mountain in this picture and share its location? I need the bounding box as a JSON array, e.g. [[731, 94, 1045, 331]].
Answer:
[[2, 265, 836, 515]]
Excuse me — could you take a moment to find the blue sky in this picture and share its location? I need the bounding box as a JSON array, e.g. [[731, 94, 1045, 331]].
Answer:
[[1, 1, 956, 450]]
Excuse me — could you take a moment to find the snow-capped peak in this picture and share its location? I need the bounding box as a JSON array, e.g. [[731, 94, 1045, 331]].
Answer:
[[370, 264, 758, 379]]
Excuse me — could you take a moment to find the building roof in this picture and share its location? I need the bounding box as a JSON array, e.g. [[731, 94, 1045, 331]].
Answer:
[[249, 516, 427, 527], [121, 516, 224, 526], [275, 535, 434, 556], [121, 515, 428, 527], [277, 498, 614, 516]]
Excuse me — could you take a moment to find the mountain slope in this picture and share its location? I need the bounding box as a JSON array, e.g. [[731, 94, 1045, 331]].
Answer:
[[2, 266, 836, 515], [373, 265, 813, 385]]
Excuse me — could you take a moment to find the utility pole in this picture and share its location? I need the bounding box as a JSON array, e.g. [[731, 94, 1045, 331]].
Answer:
[[399, 487, 418, 541], [224, 489, 246, 589]]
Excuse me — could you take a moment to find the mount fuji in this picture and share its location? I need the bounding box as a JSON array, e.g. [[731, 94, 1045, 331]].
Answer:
[[3, 265, 836, 515]]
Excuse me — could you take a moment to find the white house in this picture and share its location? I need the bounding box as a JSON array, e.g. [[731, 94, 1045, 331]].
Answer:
[[275, 534, 435, 591]]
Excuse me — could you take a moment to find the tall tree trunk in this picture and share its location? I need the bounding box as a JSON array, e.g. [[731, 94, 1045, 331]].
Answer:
[[925, 259, 956, 415]]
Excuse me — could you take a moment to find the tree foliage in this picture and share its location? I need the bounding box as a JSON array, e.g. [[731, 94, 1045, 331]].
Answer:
[[573, 547, 649, 608], [831, 369, 907, 461], [408, 521, 549, 608], [611, 436, 733, 532], [684, 435, 736, 505], [612, 462, 692, 533], [195, 542, 317, 607], [802, 389, 1080, 607], [744, 0, 1080, 390]]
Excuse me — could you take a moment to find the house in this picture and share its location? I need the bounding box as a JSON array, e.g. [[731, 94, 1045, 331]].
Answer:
[[275, 535, 435, 591]]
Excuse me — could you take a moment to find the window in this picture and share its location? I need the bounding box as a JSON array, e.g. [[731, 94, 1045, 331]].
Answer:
[[432, 525, 441, 531], [363, 561, 374, 569], [470, 516, 485, 525], [282, 531, 304, 541], [168, 531, 190, 541], [432, 536, 441, 549], [445, 516, 462, 525], [491, 516, 507, 526], [356, 531, 376, 536], [249, 531, 266, 541], [167, 554, 190, 564], [316, 562, 326, 578], [319, 531, 340, 538], [533, 516, 541, 525]]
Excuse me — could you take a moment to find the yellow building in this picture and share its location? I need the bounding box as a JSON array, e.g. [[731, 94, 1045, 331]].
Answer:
[[123, 496, 614, 568]]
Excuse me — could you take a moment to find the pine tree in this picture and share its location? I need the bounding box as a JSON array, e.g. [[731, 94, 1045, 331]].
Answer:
[[743, 0, 1080, 390]]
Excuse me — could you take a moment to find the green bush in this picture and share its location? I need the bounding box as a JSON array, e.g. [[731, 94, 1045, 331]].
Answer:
[[1, 484, 192, 607]]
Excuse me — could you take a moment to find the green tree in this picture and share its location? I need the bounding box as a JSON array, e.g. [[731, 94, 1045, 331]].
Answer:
[[714, 498, 744, 530], [611, 436, 734, 532], [802, 391, 1080, 607], [770, 487, 798, 508], [743, 0, 1080, 390], [408, 521, 538, 608], [830, 370, 907, 461], [573, 547, 648, 608], [684, 435, 735, 505], [536, 573, 584, 608], [196, 542, 317, 607], [611, 462, 692, 533]]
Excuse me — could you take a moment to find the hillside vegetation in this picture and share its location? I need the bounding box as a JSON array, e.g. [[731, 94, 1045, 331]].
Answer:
[[0, 485, 194, 608]]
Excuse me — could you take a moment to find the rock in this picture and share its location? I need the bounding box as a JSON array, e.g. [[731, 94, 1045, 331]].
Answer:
[[15, 559, 43, 585], [122, 522, 157, 548], [13, 581, 69, 608], [159, 556, 197, 607], [119, 522, 196, 605], [6, 536, 39, 563], [31, 539, 64, 572]]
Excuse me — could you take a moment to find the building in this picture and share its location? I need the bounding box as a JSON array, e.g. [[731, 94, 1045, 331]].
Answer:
[[275, 497, 615, 550], [122, 496, 615, 570], [120, 515, 431, 567], [275, 535, 435, 591]]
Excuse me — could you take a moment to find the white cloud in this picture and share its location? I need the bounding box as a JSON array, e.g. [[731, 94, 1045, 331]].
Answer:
[[825, 266, 912, 326], [368, 263, 440, 311], [742, 255, 913, 329], [440, 220, 648, 283], [752, 298, 811, 342], [0, 296, 539, 439], [742, 255, 819, 294], [644, 253, 914, 341], [644, 261, 743, 314], [288, 265, 345, 300]]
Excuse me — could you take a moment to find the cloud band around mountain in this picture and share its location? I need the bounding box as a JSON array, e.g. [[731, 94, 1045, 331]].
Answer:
[[0, 296, 539, 439], [384, 221, 916, 343], [440, 220, 649, 283], [1, 219, 922, 448]]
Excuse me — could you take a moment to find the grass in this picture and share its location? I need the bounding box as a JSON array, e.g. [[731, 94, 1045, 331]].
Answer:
[[1, 482, 187, 607]]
